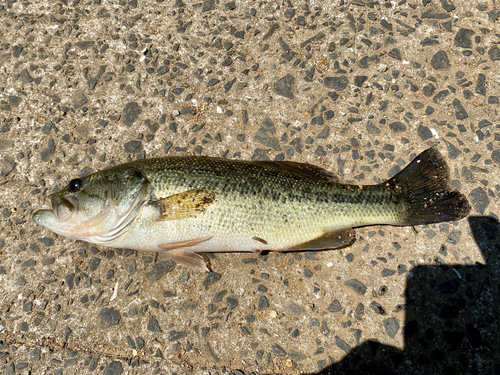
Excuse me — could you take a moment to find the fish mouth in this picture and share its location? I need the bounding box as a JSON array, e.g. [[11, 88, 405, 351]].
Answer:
[[50, 194, 79, 222]]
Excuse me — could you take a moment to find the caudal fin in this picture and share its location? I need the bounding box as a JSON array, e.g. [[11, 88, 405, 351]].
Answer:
[[387, 147, 471, 226]]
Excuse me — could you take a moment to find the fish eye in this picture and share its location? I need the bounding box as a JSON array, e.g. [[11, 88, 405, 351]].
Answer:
[[68, 179, 82, 192]]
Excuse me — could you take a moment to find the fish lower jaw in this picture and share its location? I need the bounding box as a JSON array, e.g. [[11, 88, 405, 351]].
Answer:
[[32, 209, 57, 227]]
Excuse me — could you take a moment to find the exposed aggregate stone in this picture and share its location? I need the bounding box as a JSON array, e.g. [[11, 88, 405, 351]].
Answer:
[[0, 0, 499, 374]]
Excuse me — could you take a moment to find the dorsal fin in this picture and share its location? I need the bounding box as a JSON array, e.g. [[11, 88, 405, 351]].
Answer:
[[259, 161, 340, 183]]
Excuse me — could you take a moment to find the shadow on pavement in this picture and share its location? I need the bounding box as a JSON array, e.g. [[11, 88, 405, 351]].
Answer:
[[309, 216, 500, 375]]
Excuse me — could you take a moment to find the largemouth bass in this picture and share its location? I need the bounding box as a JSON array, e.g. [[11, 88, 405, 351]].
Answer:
[[33, 147, 470, 272]]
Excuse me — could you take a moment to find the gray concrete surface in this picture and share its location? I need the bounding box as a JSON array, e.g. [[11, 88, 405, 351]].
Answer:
[[1, 0, 499, 374]]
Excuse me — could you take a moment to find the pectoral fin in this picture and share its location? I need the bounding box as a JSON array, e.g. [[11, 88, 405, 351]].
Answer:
[[158, 236, 213, 272], [285, 228, 356, 251], [154, 189, 217, 221]]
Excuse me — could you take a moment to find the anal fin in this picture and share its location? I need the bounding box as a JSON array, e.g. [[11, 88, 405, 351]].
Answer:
[[158, 236, 212, 272], [285, 228, 356, 251]]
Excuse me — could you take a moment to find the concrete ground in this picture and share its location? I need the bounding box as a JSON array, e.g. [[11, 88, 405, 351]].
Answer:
[[1, 0, 499, 374]]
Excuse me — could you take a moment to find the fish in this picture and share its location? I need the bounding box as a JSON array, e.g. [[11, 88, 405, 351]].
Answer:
[[33, 147, 471, 272]]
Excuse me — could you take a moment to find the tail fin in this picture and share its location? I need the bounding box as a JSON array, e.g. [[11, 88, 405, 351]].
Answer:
[[387, 147, 471, 226]]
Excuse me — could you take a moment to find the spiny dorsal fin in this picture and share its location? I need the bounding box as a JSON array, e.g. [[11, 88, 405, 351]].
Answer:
[[154, 189, 217, 221], [259, 161, 340, 183]]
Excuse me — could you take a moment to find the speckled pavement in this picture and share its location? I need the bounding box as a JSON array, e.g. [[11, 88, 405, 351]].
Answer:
[[1, 0, 499, 374]]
